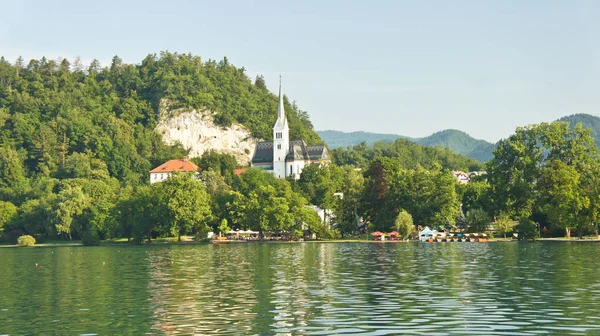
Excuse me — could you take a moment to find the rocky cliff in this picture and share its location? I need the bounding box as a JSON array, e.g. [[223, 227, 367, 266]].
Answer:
[[156, 102, 259, 165]]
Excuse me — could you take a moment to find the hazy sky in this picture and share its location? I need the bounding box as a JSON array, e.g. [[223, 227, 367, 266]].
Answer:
[[1, 0, 598, 142]]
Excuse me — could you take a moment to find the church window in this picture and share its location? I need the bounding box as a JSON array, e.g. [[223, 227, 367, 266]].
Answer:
[[277, 144, 281, 150], [290, 165, 293, 174]]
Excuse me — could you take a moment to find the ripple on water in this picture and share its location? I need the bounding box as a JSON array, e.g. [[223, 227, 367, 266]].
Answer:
[[2, 242, 600, 334]]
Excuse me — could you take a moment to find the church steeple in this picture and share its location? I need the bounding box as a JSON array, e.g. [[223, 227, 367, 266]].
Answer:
[[274, 76, 288, 129], [272, 76, 290, 179]]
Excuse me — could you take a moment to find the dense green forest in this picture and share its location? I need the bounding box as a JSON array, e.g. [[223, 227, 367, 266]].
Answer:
[[330, 138, 484, 172], [0, 52, 322, 243], [0, 52, 320, 184], [1, 52, 599, 244]]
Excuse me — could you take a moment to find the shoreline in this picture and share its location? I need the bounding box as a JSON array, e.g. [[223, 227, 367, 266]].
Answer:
[[2, 237, 600, 248]]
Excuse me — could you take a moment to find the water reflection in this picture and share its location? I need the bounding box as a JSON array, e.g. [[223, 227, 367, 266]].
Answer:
[[2, 242, 600, 335]]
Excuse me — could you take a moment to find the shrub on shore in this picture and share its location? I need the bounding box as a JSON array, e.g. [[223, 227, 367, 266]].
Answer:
[[17, 235, 36, 247]]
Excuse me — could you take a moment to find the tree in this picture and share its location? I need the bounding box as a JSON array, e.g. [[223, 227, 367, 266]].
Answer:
[[487, 122, 600, 228], [218, 219, 230, 237], [361, 158, 397, 229], [486, 125, 543, 218], [116, 186, 165, 244], [395, 210, 413, 240], [0, 146, 29, 202], [516, 217, 538, 241], [49, 185, 90, 240], [161, 173, 212, 241], [455, 209, 467, 231], [194, 150, 237, 183], [389, 166, 459, 228], [296, 206, 329, 239], [539, 160, 589, 239], [466, 208, 490, 233], [254, 75, 267, 90], [461, 181, 492, 214], [17, 235, 36, 246], [0, 201, 17, 235], [495, 215, 514, 240], [332, 166, 364, 237]]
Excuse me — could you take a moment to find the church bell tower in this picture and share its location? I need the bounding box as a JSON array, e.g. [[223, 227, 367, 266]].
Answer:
[[273, 77, 289, 178]]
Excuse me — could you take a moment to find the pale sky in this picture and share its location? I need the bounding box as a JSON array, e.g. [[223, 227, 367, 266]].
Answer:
[[1, 0, 598, 142]]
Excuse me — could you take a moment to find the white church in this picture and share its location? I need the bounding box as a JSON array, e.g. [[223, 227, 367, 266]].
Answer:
[[251, 79, 330, 179]]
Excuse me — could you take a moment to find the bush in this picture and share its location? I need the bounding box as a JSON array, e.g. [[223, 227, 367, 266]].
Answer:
[[82, 229, 100, 246], [466, 208, 491, 233], [516, 217, 538, 241], [17, 235, 36, 247], [395, 210, 414, 239]]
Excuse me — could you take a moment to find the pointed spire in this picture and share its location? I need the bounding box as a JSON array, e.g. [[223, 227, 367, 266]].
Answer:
[[275, 75, 287, 128]]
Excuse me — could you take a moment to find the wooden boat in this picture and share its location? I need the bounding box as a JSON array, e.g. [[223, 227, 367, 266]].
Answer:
[[212, 236, 230, 244]]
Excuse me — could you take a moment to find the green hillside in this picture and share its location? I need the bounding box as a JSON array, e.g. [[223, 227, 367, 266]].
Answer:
[[319, 115, 600, 162], [317, 129, 495, 161], [557, 114, 600, 147], [316, 130, 409, 148], [331, 138, 483, 172], [415, 129, 495, 161], [0, 52, 321, 187]]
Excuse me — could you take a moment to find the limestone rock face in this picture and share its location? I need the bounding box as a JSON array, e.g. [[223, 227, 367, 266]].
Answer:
[[156, 102, 258, 165]]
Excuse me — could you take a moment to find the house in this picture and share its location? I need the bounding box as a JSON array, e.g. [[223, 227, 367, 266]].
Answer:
[[306, 205, 334, 229], [452, 170, 487, 184], [149, 156, 198, 184], [250, 78, 330, 179], [452, 170, 470, 184]]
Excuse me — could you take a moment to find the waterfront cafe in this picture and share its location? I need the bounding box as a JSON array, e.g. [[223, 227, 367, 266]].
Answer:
[[418, 226, 435, 242], [388, 231, 400, 240], [371, 231, 385, 241], [226, 229, 259, 240]]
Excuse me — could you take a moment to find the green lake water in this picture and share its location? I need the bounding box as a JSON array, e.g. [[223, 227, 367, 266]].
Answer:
[[1, 242, 600, 335]]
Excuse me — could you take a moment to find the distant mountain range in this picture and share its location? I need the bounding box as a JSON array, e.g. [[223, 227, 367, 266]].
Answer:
[[317, 113, 600, 162]]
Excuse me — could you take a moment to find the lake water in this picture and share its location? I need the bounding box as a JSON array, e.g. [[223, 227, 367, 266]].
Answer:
[[1, 242, 600, 335]]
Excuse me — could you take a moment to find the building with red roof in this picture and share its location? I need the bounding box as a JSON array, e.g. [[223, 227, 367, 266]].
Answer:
[[149, 156, 198, 184]]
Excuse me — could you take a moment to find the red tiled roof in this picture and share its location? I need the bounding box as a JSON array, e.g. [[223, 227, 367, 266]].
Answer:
[[235, 168, 248, 176], [150, 159, 198, 173]]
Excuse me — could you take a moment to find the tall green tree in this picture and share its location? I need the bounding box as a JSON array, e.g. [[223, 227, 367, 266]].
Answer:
[[487, 122, 600, 237], [395, 210, 414, 239], [539, 161, 590, 238], [160, 173, 212, 241], [0, 200, 17, 235]]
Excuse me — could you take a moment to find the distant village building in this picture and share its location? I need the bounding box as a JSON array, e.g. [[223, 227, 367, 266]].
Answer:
[[251, 78, 330, 179], [452, 170, 470, 184], [452, 170, 487, 184], [149, 157, 198, 184], [306, 205, 334, 229]]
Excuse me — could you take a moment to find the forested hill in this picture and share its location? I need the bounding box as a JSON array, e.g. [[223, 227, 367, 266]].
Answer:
[[416, 129, 495, 162], [319, 115, 600, 162], [331, 138, 484, 172], [558, 114, 600, 147], [0, 52, 321, 187], [316, 130, 411, 148], [318, 129, 495, 161]]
